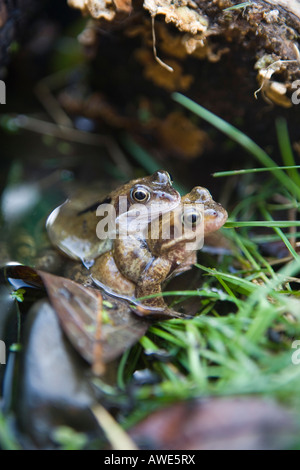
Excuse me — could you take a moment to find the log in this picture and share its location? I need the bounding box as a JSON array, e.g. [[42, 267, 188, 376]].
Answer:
[[67, 0, 300, 106], [57, 0, 299, 184]]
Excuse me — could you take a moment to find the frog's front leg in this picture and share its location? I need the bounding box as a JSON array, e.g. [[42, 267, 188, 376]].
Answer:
[[166, 251, 197, 281], [113, 235, 151, 283], [135, 257, 172, 312], [91, 251, 136, 296]]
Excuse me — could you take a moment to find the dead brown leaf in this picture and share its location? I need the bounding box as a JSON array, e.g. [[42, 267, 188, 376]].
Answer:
[[129, 397, 297, 450], [6, 265, 149, 372]]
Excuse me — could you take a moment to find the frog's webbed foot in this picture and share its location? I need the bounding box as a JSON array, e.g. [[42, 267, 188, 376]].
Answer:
[[129, 301, 184, 319], [134, 286, 191, 319]]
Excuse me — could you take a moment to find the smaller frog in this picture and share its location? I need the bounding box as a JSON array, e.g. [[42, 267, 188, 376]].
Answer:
[[46, 170, 180, 264], [91, 186, 228, 317]]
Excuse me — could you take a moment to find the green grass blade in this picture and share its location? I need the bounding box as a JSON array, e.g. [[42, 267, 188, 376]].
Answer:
[[121, 133, 188, 195], [172, 93, 300, 200], [223, 2, 253, 11], [213, 165, 300, 178], [259, 206, 300, 261], [224, 220, 300, 228], [276, 118, 300, 187]]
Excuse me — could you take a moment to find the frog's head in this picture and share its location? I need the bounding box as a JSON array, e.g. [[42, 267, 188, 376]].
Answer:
[[148, 186, 227, 255], [113, 170, 181, 233], [183, 186, 228, 235], [115, 170, 180, 214]]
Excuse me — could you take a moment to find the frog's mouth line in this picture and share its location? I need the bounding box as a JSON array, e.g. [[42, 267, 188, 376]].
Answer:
[[204, 209, 228, 234]]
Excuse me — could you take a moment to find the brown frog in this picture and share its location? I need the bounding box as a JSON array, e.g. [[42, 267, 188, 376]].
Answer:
[[46, 170, 180, 265], [91, 186, 228, 317]]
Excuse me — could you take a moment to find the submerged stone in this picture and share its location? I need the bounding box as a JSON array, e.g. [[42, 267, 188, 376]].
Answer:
[[16, 300, 100, 448]]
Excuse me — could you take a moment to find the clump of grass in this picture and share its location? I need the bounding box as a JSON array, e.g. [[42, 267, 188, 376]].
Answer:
[[115, 95, 300, 435]]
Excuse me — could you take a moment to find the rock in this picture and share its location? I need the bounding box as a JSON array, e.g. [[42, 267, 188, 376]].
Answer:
[[0, 268, 23, 390], [16, 299, 100, 448]]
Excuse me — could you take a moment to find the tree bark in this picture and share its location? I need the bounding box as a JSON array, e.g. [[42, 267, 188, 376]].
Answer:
[[59, 0, 300, 181]]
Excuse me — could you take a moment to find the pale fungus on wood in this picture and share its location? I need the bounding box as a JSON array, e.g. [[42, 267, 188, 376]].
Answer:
[[67, 0, 300, 108]]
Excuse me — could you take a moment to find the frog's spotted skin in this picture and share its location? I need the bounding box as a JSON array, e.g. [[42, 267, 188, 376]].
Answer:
[[91, 185, 228, 318], [46, 170, 180, 264]]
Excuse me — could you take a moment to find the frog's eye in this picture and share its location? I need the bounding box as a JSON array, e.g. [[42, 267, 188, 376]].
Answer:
[[131, 186, 150, 203], [182, 210, 202, 227]]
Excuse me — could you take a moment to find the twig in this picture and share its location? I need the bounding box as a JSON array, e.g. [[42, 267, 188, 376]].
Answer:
[[91, 405, 138, 450], [151, 15, 174, 73], [12, 114, 133, 178]]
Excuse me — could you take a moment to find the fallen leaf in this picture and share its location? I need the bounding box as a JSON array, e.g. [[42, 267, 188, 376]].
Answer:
[[5, 265, 149, 370], [129, 397, 298, 450]]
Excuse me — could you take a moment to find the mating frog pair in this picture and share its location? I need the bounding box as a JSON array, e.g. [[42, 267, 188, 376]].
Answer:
[[47, 171, 227, 318]]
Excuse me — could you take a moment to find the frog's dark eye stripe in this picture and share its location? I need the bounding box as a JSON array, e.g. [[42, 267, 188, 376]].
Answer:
[[131, 186, 150, 203], [77, 197, 112, 215]]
